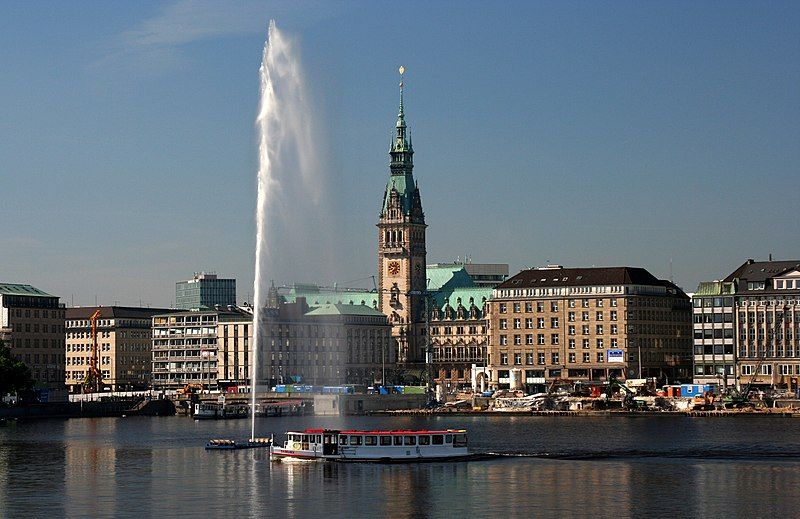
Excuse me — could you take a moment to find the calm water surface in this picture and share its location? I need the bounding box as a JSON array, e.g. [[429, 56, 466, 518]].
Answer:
[[1, 415, 799, 518]]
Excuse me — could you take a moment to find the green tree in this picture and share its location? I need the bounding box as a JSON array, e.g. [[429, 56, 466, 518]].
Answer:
[[0, 341, 33, 397]]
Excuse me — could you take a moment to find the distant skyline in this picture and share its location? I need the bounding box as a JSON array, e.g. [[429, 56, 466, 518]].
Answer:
[[2, 1, 798, 307]]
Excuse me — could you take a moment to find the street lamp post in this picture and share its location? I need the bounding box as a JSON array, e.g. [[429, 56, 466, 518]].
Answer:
[[408, 288, 434, 405]]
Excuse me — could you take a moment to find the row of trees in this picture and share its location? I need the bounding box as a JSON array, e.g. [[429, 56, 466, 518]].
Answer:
[[0, 340, 33, 399]]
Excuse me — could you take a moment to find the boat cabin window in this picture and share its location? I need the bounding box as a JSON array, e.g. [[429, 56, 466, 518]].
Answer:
[[393, 436, 403, 446], [418, 435, 430, 446], [404, 436, 416, 446], [351, 436, 363, 446], [432, 435, 444, 445], [445, 434, 453, 443], [453, 434, 467, 447], [365, 436, 377, 446], [339, 436, 348, 445], [302, 435, 309, 443], [380, 436, 392, 446], [315, 435, 322, 443]]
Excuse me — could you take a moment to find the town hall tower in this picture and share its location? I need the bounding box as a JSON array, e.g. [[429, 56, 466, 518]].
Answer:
[[377, 68, 427, 366]]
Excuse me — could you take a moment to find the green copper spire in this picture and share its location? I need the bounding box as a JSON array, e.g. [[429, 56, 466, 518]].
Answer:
[[392, 65, 411, 156], [381, 65, 422, 219]]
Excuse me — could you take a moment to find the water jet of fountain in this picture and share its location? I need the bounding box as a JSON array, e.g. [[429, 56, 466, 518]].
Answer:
[[250, 20, 322, 441]]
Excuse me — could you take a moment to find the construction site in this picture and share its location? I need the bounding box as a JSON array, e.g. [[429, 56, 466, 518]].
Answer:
[[410, 374, 800, 416]]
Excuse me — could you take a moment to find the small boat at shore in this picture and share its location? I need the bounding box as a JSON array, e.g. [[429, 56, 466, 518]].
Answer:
[[205, 437, 272, 450], [270, 428, 473, 462]]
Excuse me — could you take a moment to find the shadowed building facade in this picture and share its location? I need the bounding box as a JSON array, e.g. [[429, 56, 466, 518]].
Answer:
[[0, 283, 65, 391], [256, 291, 392, 387]]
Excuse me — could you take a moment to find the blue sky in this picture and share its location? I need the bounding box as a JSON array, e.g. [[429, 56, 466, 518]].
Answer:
[[1, 1, 798, 307]]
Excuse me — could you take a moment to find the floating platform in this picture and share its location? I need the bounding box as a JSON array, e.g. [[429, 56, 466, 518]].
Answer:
[[205, 438, 272, 450]]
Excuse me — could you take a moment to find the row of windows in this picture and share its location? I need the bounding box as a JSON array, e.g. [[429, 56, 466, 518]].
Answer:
[[738, 346, 800, 358], [693, 313, 734, 323], [9, 308, 64, 318], [66, 370, 110, 380], [693, 297, 734, 308], [338, 434, 462, 447], [499, 351, 613, 365], [67, 356, 112, 365], [9, 322, 65, 334], [499, 311, 626, 328], [498, 298, 620, 314], [499, 334, 620, 348], [739, 364, 800, 376], [10, 338, 64, 349], [693, 329, 735, 340], [431, 325, 485, 335], [13, 353, 63, 364]]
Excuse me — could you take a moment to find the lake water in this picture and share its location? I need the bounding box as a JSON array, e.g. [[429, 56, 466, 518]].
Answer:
[[1, 415, 799, 518]]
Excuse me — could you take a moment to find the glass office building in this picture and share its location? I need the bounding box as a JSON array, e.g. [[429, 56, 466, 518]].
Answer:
[[175, 273, 236, 310]]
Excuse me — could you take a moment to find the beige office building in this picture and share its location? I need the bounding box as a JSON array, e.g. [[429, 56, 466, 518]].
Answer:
[[65, 306, 175, 392], [486, 266, 692, 390]]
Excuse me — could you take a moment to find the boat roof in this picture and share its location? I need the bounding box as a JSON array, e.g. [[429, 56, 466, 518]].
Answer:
[[295, 429, 466, 435]]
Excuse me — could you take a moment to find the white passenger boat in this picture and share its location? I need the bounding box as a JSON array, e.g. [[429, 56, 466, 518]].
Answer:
[[270, 428, 472, 463]]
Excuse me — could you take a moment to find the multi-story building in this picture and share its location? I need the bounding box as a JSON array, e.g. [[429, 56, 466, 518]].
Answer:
[[151, 306, 250, 391], [487, 266, 692, 391], [426, 264, 492, 390], [175, 272, 236, 310], [217, 309, 254, 388], [701, 259, 800, 390], [65, 306, 175, 392], [691, 283, 736, 386], [0, 283, 65, 390]]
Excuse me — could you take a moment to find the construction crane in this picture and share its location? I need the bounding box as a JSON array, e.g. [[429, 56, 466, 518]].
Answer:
[[83, 309, 104, 393], [724, 354, 767, 409]]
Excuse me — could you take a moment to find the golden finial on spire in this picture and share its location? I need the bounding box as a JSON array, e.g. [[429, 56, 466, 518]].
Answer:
[[399, 65, 405, 88]]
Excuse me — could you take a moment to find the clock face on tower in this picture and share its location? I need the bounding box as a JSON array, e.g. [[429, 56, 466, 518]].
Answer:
[[388, 261, 401, 276]]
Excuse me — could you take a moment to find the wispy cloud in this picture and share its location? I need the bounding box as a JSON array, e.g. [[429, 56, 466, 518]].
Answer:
[[95, 0, 275, 74], [123, 0, 267, 48]]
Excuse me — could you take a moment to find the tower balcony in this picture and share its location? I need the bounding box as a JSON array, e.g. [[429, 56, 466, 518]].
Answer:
[[382, 245, 406, 254]]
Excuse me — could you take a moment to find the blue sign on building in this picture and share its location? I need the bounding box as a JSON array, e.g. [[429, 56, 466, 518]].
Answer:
[[607, 349, 624, 363]]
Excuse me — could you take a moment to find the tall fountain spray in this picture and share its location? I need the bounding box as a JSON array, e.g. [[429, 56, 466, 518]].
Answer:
[[251, 20, 322, 440]]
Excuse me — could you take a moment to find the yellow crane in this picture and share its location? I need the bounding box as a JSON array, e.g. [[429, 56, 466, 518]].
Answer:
[[83, 309, 105, 393]]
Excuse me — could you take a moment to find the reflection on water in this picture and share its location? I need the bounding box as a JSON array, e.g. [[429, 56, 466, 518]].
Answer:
[[1, 416, 800, 518]]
